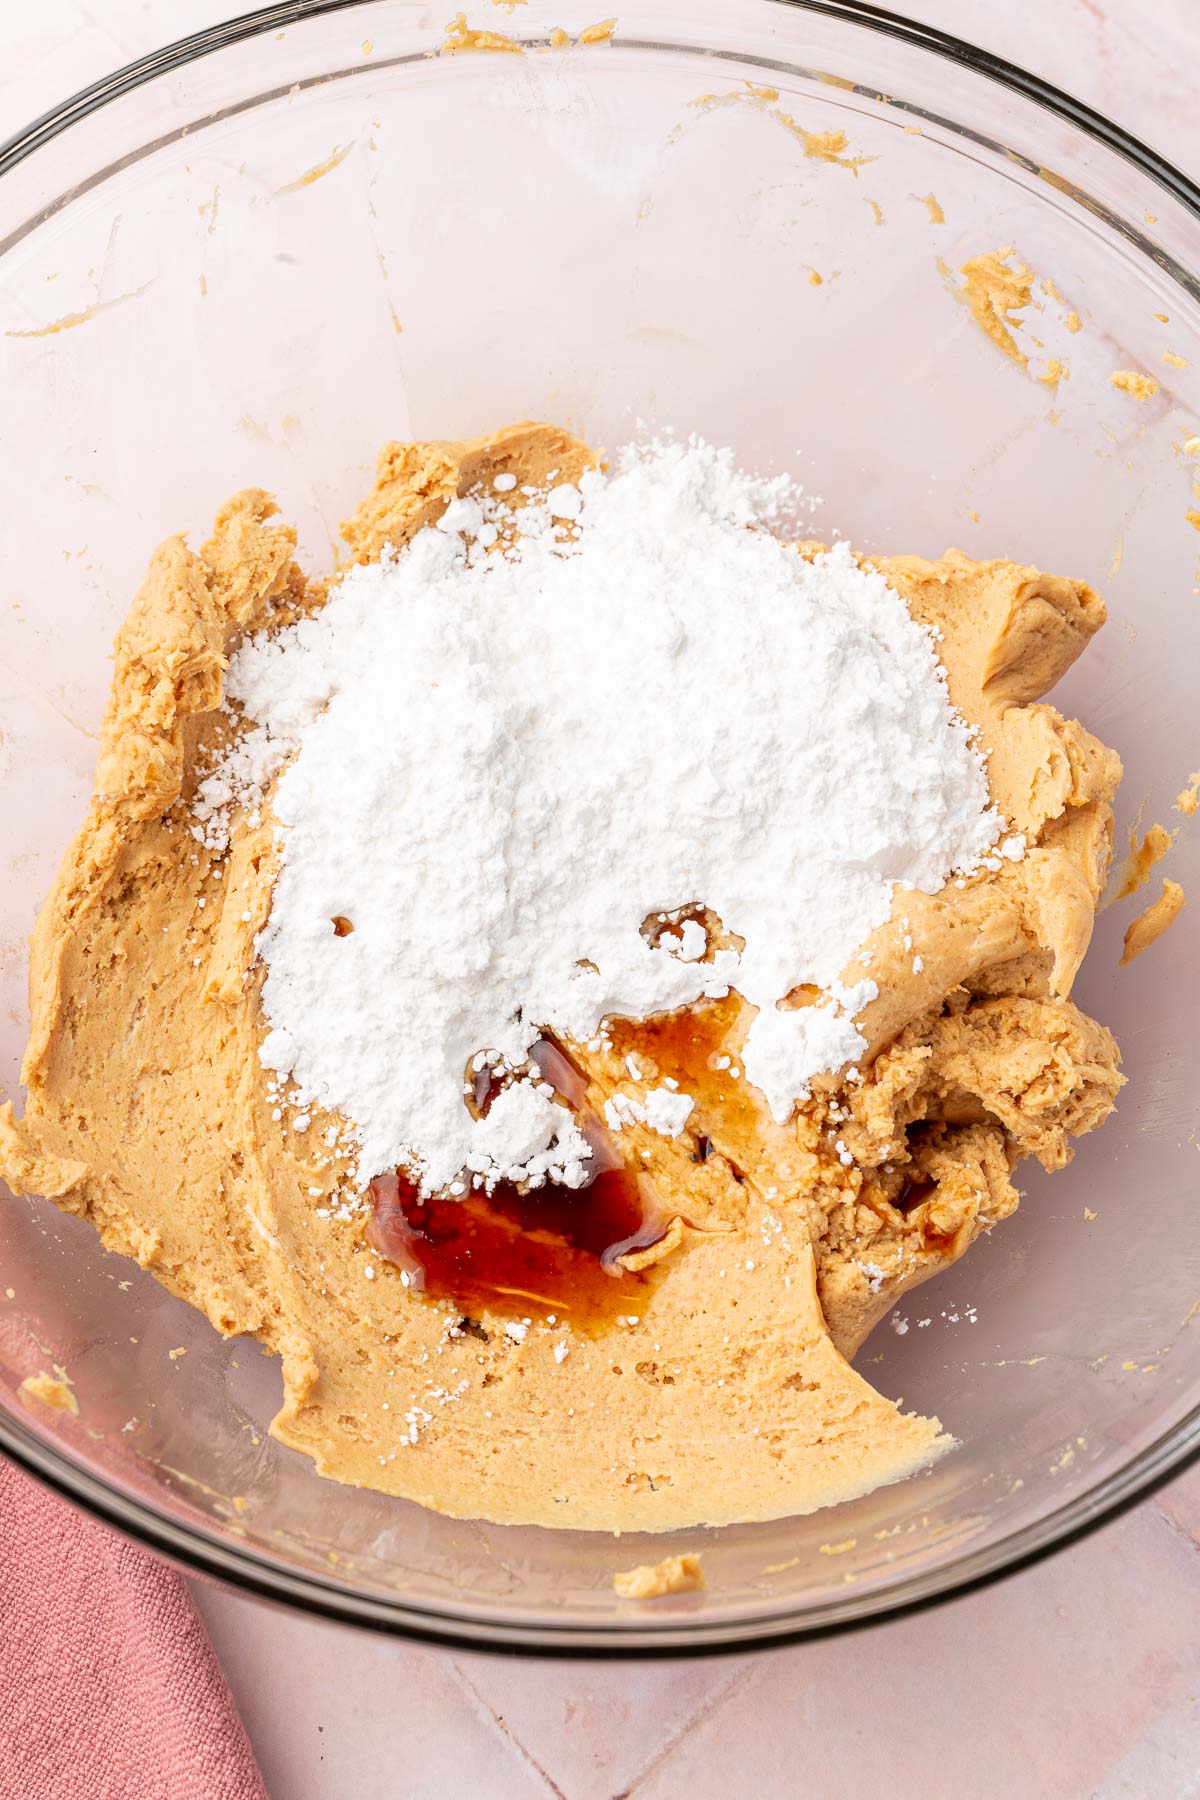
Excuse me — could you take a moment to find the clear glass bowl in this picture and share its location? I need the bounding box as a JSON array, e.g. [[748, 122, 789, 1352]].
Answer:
[[1, 0, 1198, 1655]]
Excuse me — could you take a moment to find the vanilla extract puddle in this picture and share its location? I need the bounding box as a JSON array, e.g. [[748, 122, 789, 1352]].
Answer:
[[366, 1163, 661, 1328], [366, 1003, 762, 1326], [367, 1035, 668, 1328]]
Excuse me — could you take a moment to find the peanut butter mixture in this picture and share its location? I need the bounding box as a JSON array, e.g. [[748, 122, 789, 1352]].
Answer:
[[0, 424, 1123, 1531], [1121, 878, 1185, 965]]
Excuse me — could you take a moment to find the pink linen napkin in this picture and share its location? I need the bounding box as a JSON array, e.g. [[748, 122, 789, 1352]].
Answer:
[[0, 1459, 269, 1800]]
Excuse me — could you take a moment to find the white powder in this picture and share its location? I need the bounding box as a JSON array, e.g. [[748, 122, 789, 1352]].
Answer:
[[604, 1087, 697, 1139], [663, 917, 707, 962], [206, 439, 1004, 1193]]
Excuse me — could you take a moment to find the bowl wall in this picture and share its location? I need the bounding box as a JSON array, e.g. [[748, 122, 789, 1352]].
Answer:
[[1, 0, 1199, 1650]]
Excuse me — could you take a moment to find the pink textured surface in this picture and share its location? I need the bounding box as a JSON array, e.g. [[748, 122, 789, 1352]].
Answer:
[[3, 4, 1199, 1798], [0, 1461, 267, 1800]]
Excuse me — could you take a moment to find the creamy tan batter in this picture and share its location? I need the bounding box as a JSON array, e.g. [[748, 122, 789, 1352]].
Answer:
[[1175, 772, 1199, 817], [955, 248, 1034, 368], [1113, 821, 1175, 900], [18, 1369, 78, 1415], [1110, 369, 1160, 402], [0, 423, 1124, 1531], [614, 1553, 704, 1599], [1121, 878, 1185, 965]]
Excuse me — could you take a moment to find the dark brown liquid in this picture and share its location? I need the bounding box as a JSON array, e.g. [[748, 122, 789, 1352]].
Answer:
[[894, 1173, 961, 1252], [606, 993, 759, 1140], [368, 1037, 664, 1326], [896, 1176, 936, 1216], [368, 1162, 661, 1326]]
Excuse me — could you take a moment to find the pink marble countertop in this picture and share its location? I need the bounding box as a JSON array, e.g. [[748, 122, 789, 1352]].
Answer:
[[7, 3, 1200, 1795]]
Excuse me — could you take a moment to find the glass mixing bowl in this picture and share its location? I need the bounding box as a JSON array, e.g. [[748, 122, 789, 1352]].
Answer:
[[1, 0, 1198, 1655]]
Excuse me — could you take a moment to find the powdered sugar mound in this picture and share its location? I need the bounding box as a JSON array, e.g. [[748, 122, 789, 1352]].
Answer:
[[461, 1083, 592, 1187], [210, 439, 1004, 1191]]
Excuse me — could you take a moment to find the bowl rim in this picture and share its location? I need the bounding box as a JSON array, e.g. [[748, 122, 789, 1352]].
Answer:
[[1, 0, 1198, 1655]]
